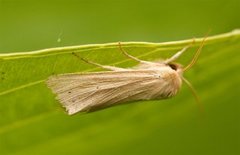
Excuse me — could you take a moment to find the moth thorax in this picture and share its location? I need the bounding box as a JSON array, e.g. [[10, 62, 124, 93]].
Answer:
[[162, 71, 182, 96]]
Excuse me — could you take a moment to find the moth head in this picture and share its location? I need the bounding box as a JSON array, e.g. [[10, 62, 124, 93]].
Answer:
[[168, 63, 183, 74], [166, 36, 207, 113]]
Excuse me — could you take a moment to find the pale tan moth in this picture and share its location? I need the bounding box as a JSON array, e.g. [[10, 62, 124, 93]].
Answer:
[[47, 39, 206, 115]]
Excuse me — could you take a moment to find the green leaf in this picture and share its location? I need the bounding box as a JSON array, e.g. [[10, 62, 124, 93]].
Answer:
[[0, 30, 240, 155]]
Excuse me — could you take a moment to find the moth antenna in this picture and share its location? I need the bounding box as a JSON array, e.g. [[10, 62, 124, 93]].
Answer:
[[72, 52, 124, 71], [183, 32, 209, 71], [182, 77, 204, 114], [118, 42, 145, 63]]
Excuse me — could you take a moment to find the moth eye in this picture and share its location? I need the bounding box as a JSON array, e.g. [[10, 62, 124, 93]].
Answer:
[[169, 64, 177, 71]]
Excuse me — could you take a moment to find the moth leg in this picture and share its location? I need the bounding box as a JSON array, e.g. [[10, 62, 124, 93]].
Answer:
[[118, 42, 150, 64], [164, 39, 195, 64], [72, 52, 126, 71], [164, 46, 189, 64]]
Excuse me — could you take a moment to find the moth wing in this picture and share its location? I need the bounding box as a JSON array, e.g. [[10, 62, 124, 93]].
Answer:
[[47, 70, 167, 115]]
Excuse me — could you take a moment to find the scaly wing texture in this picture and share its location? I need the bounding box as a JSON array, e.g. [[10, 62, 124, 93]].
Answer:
[[46, 70, 171, 115]]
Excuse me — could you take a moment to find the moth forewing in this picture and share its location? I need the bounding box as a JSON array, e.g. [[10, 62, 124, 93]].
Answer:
[[46, 65, 182, 115]]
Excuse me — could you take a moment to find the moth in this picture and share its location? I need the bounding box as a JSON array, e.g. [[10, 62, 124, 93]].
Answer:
[[47, 39, 205, 115]]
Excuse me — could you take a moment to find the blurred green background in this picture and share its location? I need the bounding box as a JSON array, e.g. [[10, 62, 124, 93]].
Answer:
[[0, 0, 239, 155], [1, 0, 239, 53]]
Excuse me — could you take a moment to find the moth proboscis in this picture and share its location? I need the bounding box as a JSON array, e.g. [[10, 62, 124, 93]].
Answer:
[[47, 38, 206, 115]]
